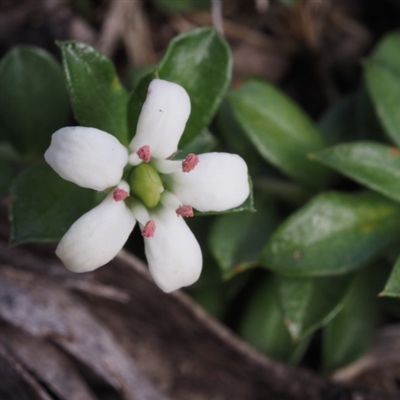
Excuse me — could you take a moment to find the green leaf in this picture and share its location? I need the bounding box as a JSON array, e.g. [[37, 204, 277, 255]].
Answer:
[[216, 100, 264, 172], [209, 198, 278, 279], [261, 192, 400, 276], [10, 164, 99, 244], [323, 268, 378, 372], [229, 80, 331, 189], [370, 32, 400, 75], [311, 141, 400, 203], [127, 28, 231, 146], [0, 46, 69, 157], [158, 28, 231, 147], [238, 275, 309, 364], [381, 254, 400, 297], [277, 275, 354, 340], [59, 41, 129, 144], [364, 60, 400, 147]]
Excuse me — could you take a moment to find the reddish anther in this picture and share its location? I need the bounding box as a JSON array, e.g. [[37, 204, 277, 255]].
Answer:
[[137, 145, 151, 163], [113, 188, 129, 202], [142, 220, 156, 238], [176, 205, 194, 218], [182, 153, 199, 173]]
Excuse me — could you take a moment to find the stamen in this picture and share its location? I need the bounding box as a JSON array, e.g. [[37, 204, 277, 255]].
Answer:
[[113, 188, 129, 202], [176, 205, 194, 218], [182, 153, 199, 172], [142, 220, 156, 238], [137, 145, 151, 163]]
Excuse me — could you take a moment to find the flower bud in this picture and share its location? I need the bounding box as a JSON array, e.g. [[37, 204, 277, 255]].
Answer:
[[129, 163, 164, 208]]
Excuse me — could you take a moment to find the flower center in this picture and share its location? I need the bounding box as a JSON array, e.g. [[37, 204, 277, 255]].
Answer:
[[129, 163, 164, 208]]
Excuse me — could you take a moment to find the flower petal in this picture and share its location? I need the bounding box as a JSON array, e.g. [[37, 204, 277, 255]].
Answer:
[[144, 208, 202, 293], [45, 127, 128, 191], [129, 79, 190, 159], [56, 191, 136, 273], [170, 152, 250, 212]]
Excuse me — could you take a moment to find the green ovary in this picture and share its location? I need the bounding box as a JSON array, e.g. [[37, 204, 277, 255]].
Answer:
[[129, 163, 164, 208]]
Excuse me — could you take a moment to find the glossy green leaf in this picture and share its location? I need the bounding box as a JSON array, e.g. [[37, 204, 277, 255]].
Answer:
[[10, 164, 99, 244], [370, 32, 400, 74], [364, 61, 400, 147], [0, 46, 69, 157], [229, 80, 331, 188], [381, 254, 400, 297], [209, 198, 278, 279], [323, 268, 378, 371], [59, 41, 129, 144], [128, 28, 231, 147], [311, 141, 400, 203], [277, 275, 354, 340], [238, 275, 309, 364], [261, 192, 400, 276]]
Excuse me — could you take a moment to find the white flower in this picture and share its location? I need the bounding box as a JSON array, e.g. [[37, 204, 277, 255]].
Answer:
[[45, 79, 250, 293]]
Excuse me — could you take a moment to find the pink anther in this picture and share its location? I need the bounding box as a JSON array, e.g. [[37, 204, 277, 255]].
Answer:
[[176, 205, 194, 218], [137, 145, 151, 163], [182, 153, 199, 172], [142, 220, 156, 238], [113, 188, 129, 202]]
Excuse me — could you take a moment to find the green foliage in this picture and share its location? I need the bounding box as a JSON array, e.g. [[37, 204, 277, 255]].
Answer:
[[238, 275, 309, 363], [261, 192, 400, 276], [229, 80, 331, 189], [0, 46, 69, 157], [277, 274, 354, 340], [322, 268, 379, 371], [59, 41, 130, 144], [10, 165, 99, 244], [364, 32, 400, 146], [209, 196, 278, 279], [382, 255, 400, 297], [5, 26, 400, 373], [128, 28, 232, 147], [311, 142, 400, 202]]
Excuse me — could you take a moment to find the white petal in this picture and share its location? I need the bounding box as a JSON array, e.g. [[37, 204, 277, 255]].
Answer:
[[45, 127, 128, 191], [129, 79, 190, 159], [144, 208, 202, 293], [170, 152, 250, 212], [56, 194, 136, 273]]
